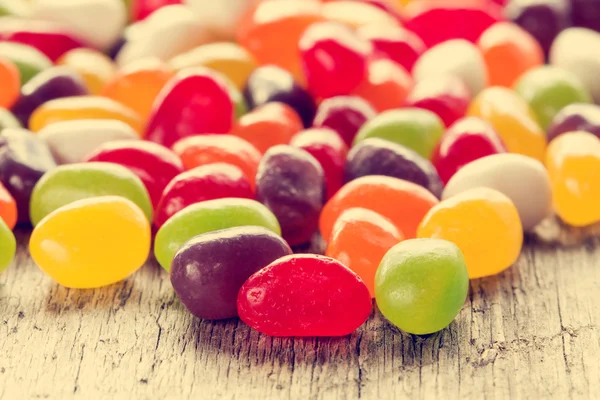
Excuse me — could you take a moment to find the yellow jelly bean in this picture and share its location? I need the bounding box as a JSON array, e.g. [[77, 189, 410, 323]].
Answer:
[[545, 131, 600, 227], [417, 187, 523, 279], [29, 96, 143, 135], [468, 87, 546, 161], [30, 196, 151, 289], [57, 48, 117, 94]]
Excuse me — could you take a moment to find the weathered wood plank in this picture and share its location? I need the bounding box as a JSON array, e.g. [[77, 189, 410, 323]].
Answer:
[[0, 222, 599, 399]]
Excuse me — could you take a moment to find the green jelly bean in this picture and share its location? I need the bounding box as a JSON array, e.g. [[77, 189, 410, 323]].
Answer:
[[514, 66, 592, 131], [30, 162, 153, 226], [0, 218, 16, 273], [0, 108, 21, 131], [353, 108, 444, 159], [0, 42, 52, 85], [375, 238, 469, 335], [155, 198, 281, 271]]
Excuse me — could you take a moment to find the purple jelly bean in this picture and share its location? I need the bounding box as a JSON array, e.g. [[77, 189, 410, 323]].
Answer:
[[547, 103, 600, 141], [171, 226, 292, 320], [256, 145, 325, 247], [345, 138, 443, 198], [571, 0, 600, 32]]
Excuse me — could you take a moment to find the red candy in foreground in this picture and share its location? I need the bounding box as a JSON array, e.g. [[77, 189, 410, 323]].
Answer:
[[237, 254, 372, 337]]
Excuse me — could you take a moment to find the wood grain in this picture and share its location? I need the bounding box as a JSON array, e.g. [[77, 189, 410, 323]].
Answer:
[[1, 220, 599, 399]]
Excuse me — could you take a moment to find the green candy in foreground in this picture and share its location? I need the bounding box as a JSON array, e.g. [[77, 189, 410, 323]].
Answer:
[[30, 162, 153, 226], [0, 218, 15, 273], [154, 198, 281, 271], [0, 42, 52, 85], [375, 238, 469, 335]]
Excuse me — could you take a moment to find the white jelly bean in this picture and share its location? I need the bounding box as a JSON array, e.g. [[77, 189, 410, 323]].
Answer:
[[38, 120, 138, 165], [413, 39, 487, 97], [442, 153, 552, 231]]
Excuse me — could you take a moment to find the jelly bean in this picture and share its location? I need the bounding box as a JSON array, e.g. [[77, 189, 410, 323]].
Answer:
[[29, 96, 143, 134], [351, 58, 413, 112], [290, 128, 347, 200], [359, 0, 405, 22], [505, 0, 570, 56], [299, 22, 372, 99], [133, 0, 182, 21], [237, 254, 372, 337], [467, 87, 546, 161], [443, 153, 552, 231], [513, 66, 591, 131], [171, 226, 292, 320], [83, 140, 183, 209], [0, 108, 20, 131], [0, 57, 19, 108], [346, 138, 443, 198], [56, 48, 117, 95], [413, 39, 487, 96], [353, 108, 444, 159], [154, 198, 280, 271], [30, 196, 151, 288], [38, 120, 138, 165], [418, 187, 523, 279], [0, 217, 15, 273], [375, 238, 468, 335], [32, 0, 127, 51], [550, 28, 600, 103], [101, 58, 173, 122], [30, 162, 153, 226], [184, 0, 254, 39], [405, 74, 471, 127], [145, 67, 233, 147], [545, 131, 600, 227], [321, 175, 439, 239], [243, 65, 317, 127], [0, 182, 17, 229], [231, 102, 303, 154], [547, 103, 600, 142], [312, 96, 376, 147], [256, 145, 325, 246], [321, 0, 399, 28], [0, 128, 56, 223], [431, 116, 506, 184], [326, 207, 403, 297], [11, 66, 89, 126], [155, 163, 253, 227], [478, 22, 544, 87], [237, 0, 324, 82], [571, 0, 600, 31], [404, 0, 502, 47], [169, 42, 257, 90], [0, 42, 52, 85], [357, 24, 426, 73]]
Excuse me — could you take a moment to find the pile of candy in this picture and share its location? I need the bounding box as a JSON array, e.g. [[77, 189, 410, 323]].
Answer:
[[1, 0, 599, 337]]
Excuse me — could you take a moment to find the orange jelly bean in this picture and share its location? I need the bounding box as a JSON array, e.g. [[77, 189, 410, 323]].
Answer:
[[325, 207, 403, 297], [29, 96, 144, 135], [320, 175, 439, 240], [478, 22, 544, 87], [231, 102, 303, 153], [352, 58, 413, 112], [0, 57, 20, 108], [101, 58, 173, 123], [0, 182, 17, 230], [56, 48, 117, 94]]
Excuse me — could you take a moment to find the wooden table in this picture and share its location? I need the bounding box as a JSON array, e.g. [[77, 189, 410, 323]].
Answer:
[[1, 220, 599, 399]]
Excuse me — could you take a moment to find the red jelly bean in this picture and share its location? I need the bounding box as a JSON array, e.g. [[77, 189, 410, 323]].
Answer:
[[154, 163, 253, 227], [431, 116, 507, 184], [132, 0, 182, 21], [357, 24, 426, 72], [83, 140, 184, 208], [291, 128, 348, 200], [237, 254, 372, 337], [352, 58, 413, 112], [299, 21, 372, 99], [312, 95, 376, 147], [406, 74, 471, 127], [145, 67, 234, 147]]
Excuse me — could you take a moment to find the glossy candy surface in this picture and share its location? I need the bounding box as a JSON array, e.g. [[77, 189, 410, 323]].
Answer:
[[547, 103, 600, 141], [418, 187, 523, 279], [56, 49, 117, 95], [0, 183, 16, 229], [154, 198, 280, 271], [237, 254, 372, 337], [0, 57, 19, 108], [30, 196, 151, 288], [326, 207, 403, 297], [30, 162, 153, 226], [0, 217, 15, 272], [312, 96, 376, 147], [171, 226, 292, 320], [545, 131, 600, 227], [375, 238, 469, 335], [0, 42, 52, 85], [321, 175, 439, 240], [256, 145, 325, 246]]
